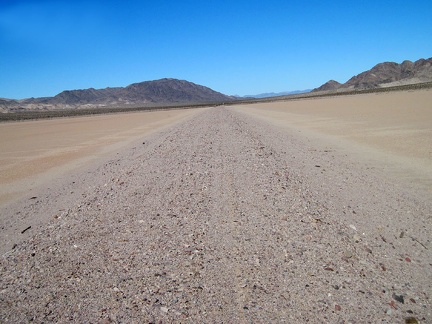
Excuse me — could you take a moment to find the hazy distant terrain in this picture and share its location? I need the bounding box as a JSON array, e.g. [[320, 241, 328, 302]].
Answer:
[[239, 89, 311, 99]]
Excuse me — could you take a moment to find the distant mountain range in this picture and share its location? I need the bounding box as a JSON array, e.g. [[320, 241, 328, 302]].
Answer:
[[2, 57, 432, 113], [1, 78, 235, 112], [239, 89, 311, 99], [313, 57, 432, 92]]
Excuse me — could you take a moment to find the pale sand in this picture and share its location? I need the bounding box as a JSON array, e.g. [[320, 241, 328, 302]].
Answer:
[[0, 108, 204, 206], [232, 89, 432, 192]]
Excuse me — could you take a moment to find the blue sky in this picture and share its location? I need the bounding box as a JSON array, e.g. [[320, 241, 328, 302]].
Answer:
[[1, 0, 431, 99]]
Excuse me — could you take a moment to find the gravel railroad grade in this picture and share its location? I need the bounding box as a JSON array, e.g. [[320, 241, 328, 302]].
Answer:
[[1, 107, 431, 323]]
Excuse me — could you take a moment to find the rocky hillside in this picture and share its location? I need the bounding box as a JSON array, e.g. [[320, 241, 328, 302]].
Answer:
[[3, 78, 234, 111], [313, 57, 432, 92], [312, 80, 342, 92]]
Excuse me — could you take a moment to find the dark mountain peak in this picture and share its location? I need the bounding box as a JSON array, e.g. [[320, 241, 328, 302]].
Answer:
[[314, 57, 432, 92], [53, 87, 104, 104], [124, 78, 230, 103], [312, 80, 341, 92], [414, 58, 431, 68], [11, 78, 234, 109], [401, 60, 414, 67]]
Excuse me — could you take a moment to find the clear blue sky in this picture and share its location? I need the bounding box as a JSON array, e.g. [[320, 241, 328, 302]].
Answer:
[[1, 0, 431, 99]]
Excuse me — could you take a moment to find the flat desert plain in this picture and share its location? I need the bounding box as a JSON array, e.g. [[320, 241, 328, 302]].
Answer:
[[234, 90, 432, 192], [1, 90, 431, 323], [0, 108, 202, 206]]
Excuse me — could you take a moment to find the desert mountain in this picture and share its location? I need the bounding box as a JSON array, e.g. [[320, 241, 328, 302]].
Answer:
[[312, 80, 341, 92], [4, 78, 234, 111], [0, 98, 19, 113], [313, 57, 432, 92]]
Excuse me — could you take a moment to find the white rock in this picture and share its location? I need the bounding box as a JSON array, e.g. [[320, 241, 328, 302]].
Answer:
[[160, 306, 169, 313]]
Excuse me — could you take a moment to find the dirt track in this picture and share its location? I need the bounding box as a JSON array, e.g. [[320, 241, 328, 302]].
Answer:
[[0, 105, 431, 322]]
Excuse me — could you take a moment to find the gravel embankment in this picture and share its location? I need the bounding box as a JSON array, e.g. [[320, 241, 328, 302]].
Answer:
[[1, 107, 431, 323]]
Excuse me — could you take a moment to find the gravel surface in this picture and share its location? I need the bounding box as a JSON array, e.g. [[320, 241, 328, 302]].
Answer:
[[1, 107, 431, 323]]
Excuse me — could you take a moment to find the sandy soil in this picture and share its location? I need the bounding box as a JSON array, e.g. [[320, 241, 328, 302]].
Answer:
[[0, 92, 431, 322], [0, 108, 203, 206], [233, 89, 432, 193]]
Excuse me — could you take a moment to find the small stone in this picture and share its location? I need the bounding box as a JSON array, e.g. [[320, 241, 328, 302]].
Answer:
[[343, 251, 354, 258], [335, 304, 341, 311], [386, 309, 393, 315], [353, 234, 361, 242], [405, 257, 411, 262], [160, 306, 169, 313], [113, 287, 120, 292], [392, 293, 405, 304], [405, 317, 419, 324], [349, 224, 357, 231]]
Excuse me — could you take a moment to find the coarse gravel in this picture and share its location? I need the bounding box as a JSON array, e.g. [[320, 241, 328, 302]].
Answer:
[[1, 107, 431, 323]]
